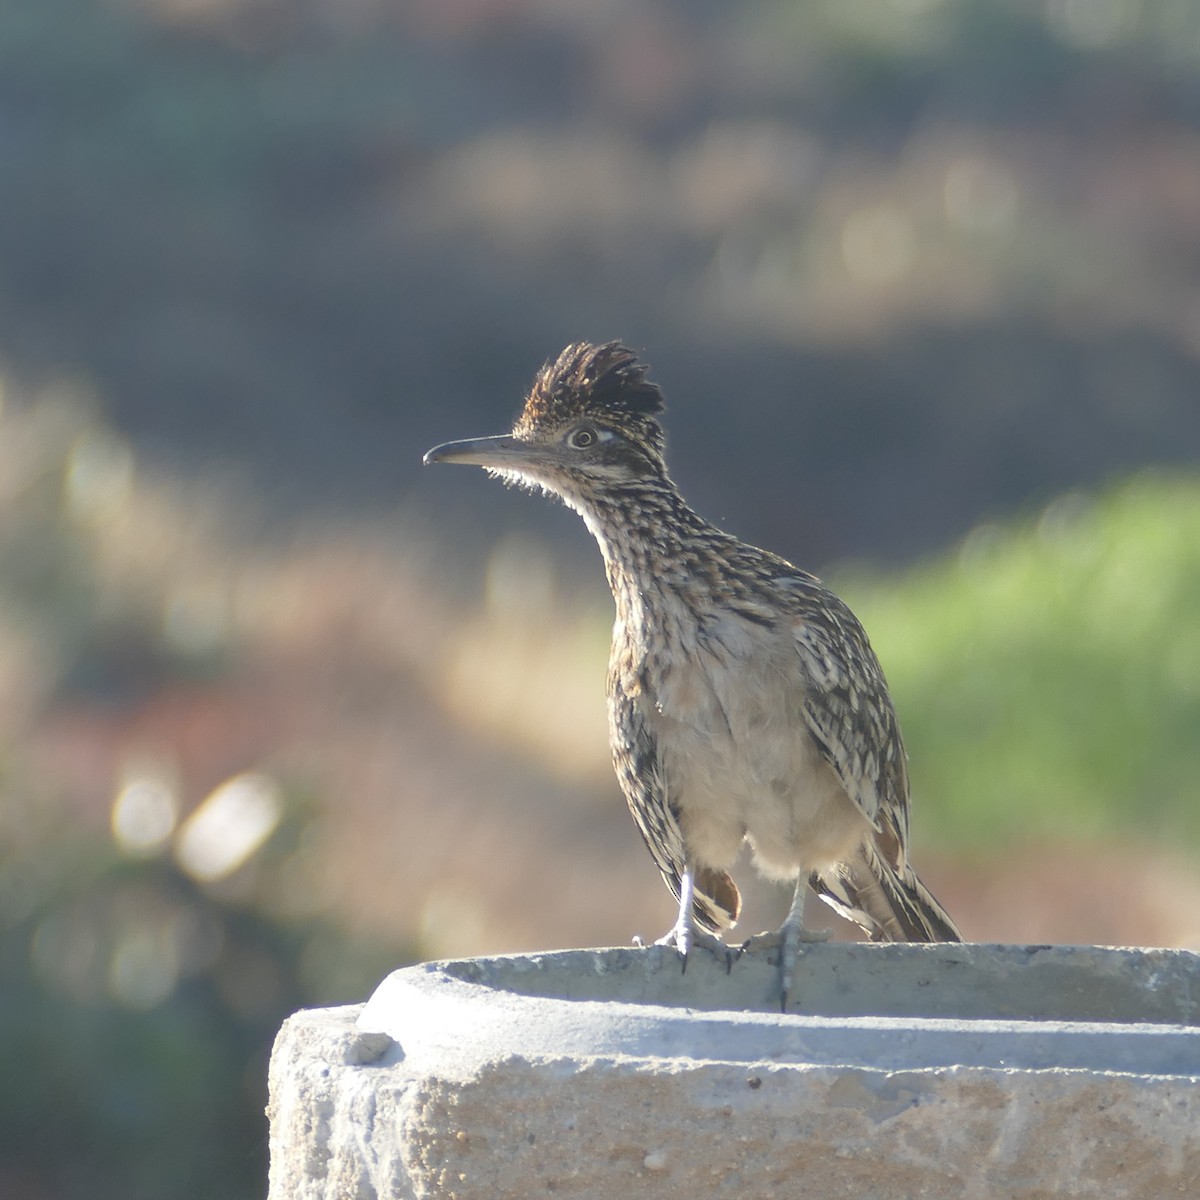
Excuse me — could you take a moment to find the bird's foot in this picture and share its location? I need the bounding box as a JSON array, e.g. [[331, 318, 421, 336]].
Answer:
[[651, 922, 734, 974], [738, 925, 829, 957], [739, 923, 829, 1012]]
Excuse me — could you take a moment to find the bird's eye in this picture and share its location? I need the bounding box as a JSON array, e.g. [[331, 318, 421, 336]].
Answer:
[[567, 426, 601, 449]]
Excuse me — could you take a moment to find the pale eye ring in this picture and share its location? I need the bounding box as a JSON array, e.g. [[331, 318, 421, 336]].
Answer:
[[567, 425, 609, 450]]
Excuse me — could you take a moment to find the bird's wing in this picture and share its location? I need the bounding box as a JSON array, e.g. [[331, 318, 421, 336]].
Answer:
[[609, 672, 740, 932], [786, 578, 911, 870]]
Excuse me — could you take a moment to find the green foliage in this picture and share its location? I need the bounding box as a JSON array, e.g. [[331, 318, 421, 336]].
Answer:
[[840, 472, 1200, 854]]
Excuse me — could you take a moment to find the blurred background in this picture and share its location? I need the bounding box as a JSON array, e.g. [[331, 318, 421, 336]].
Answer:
[[2, 0, 1200, 1196]]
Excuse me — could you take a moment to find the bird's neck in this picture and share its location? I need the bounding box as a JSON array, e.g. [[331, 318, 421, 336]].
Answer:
[[570, 480, 731, 620]]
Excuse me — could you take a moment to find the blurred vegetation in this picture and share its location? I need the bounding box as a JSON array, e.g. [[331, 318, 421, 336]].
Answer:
[[3, 0, 1199, 560], [844, 472, 1200, 852], [0, 806, 400, 1200], [0, 385, 413, 1200], [1, 0, 1199, 1198]]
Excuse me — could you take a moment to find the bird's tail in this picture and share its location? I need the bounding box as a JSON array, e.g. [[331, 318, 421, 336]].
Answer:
[[692, 865, 742, 932], [810, 843, 961, 943]]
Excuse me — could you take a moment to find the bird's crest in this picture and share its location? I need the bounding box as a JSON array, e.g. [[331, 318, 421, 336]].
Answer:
[[515, 342, 665, 449]]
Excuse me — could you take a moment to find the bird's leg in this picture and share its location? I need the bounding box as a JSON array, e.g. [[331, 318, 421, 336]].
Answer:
[[651, 865, 732, 972], [776, 877, 829, 1010], [740, 877, 829, 1011]]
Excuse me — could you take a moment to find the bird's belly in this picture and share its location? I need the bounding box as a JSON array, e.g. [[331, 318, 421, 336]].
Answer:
[[649, 655, 870, 880]]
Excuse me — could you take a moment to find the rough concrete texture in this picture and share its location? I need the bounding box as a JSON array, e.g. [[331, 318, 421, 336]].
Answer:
[[267, 944, 1200, 1200]]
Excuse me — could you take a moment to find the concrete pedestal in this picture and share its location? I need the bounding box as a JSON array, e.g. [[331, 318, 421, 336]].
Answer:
[[267, 944, 1200, 1199]]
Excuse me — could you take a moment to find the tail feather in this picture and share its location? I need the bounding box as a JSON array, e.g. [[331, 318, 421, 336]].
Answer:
[[692, 866, 741, 932], [810, 844, 961, 943], [660, 864, 741, 934]]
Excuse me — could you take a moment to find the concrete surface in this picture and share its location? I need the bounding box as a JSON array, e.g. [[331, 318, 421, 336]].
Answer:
[[267, 943, 1200, 1200]]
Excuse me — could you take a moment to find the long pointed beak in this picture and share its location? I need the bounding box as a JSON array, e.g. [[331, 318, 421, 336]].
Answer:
[[422, 434, 529, 468]]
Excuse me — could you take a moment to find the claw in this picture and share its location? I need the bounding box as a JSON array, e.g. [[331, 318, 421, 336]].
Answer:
[[741, 879, 830, 1010], [738, 929, 782, 960], [653, 922, 732, 975], [646, 865, 735, 976], [653, 918, 691, 971], [777, 924, 829, 1011]]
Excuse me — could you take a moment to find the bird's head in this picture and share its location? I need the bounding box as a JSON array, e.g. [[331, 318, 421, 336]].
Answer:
[[423, 342, 668, 507]]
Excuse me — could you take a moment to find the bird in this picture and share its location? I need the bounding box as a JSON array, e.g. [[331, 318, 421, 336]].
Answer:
[[423, 341, 961, 1007]]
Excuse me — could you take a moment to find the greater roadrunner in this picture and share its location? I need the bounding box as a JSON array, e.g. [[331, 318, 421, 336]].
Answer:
[[424, 341, 960, 1006]]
